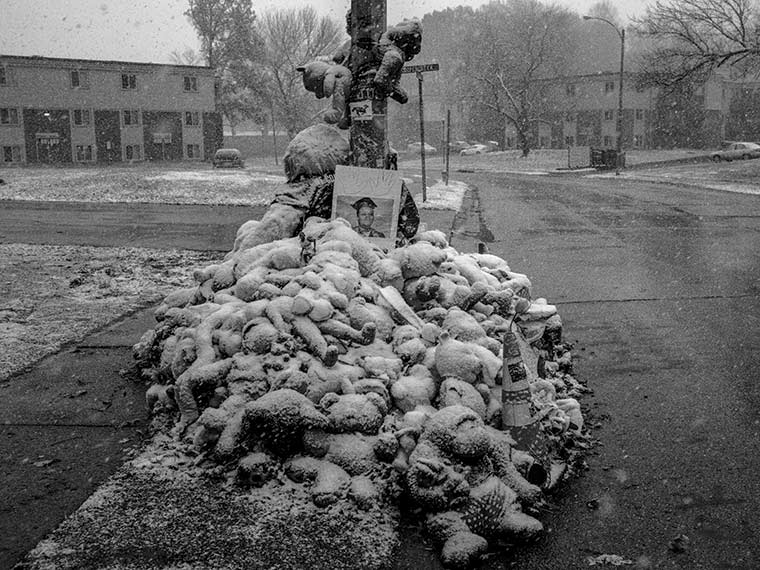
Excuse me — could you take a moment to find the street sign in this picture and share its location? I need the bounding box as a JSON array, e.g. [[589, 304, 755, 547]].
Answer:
[[401, 63, 440, 74]]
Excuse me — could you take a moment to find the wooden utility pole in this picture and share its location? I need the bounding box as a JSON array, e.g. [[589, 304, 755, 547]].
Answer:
[[444, 109, 451, 185], [348, 0, 387, 169]]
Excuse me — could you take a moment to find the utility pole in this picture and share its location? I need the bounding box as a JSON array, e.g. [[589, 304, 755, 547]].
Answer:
[[583, 15, 625, 175], [348, 0, 387, 169]]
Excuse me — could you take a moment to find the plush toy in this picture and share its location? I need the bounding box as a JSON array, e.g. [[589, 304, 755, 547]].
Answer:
[[406, 406, 543, 568], [434, 331, 483, 384], [282, 123, 350, 183], [319, 392, 388, 434], [374, 19, 422, 103], [390, 364, 437, 412], [297, 60, 352, 128], [391, 241, 447, 280], [243, 389, 330, 456]]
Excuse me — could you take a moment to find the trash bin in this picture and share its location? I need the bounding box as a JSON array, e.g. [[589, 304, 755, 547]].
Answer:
[[590, 148, 620, 170]]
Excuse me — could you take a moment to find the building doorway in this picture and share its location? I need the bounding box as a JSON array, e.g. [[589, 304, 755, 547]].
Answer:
[[36, 133, 61, 163]]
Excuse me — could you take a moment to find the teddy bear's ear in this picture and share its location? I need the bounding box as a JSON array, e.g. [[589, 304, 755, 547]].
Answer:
[[365, 391, 388, 415], [319, 392, 340, 409]]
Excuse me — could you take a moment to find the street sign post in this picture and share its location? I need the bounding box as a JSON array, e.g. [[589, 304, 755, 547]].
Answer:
[[402, 63, 439, 202]]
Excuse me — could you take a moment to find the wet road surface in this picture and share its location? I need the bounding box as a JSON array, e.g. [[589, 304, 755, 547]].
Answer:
[[0, 201, 267, 251], [397, 172, 760, 569]]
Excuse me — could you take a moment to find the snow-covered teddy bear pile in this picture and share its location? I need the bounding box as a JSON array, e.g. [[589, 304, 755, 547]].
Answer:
[[133, 217, 586, 569]]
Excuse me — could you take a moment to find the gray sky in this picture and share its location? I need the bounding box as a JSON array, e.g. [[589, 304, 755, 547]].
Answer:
[[0, 0, 649, 64]]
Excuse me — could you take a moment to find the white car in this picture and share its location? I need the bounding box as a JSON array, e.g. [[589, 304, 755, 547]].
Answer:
[[460, 144, 488, 155], [407, 142, 437, 154], [711, 142, 760, 162]]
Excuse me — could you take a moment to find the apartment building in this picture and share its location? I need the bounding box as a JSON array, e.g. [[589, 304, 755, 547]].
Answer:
[[503, 70, 737, 151], [0, 54, 222, 166]]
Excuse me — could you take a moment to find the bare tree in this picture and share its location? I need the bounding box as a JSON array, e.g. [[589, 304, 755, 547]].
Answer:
[[169, 48, 205, 66], [185, 0, 264, 129], [634, 0, 760, 86], [458, 0, 577, 157], [588, 0, 621, 25], [186, 0, 260, 68], [256, 7, 345, 139]]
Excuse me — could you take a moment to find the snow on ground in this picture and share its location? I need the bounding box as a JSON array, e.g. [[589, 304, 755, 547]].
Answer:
[[145, 170, 285, 185], [413, 179, 467, 211]]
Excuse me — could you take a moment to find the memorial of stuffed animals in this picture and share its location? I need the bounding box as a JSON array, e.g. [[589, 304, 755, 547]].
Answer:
[[132, 6, 590, 569]]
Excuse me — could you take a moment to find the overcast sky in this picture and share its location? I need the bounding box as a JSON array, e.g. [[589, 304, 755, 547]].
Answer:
[[0, 0, 649, 64]]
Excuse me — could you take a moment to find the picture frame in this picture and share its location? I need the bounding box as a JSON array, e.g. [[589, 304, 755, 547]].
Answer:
[[332, 165, 402, 250]]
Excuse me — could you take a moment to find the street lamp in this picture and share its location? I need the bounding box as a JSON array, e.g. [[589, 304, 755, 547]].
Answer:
[[583, 15, 625, 175]]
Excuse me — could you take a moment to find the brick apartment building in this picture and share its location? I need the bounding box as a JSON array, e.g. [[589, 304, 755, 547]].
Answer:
[[0, 54, 223, 166], [504, 70, 733, 151]]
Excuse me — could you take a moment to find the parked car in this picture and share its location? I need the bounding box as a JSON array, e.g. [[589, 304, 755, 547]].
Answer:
[[212, 148, 245, 168], [460, 144, 488, 155], [710, 142, 760, 162], [448, 140, 471, 152], [407, 142, 437, 154]]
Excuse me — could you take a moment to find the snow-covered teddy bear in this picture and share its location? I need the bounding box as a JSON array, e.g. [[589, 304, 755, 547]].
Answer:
[[374, 19, 422, 104], [406, 405, 543, 568], [297, 60, 352, 128]]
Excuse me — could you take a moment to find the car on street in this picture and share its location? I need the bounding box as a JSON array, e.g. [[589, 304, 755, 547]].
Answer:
[[407, 142, 437, 154], [460, 143, 489, 155], [710, 142, 760, 162], [212, 148, 245, 168], [448, 140, 471, 152]]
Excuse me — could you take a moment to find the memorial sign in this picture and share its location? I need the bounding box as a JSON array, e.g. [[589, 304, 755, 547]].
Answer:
[[332, 164, 402, 250]]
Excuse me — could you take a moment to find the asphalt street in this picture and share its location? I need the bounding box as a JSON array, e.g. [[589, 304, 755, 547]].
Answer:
[[3, 170, 760, 569], [396, 172, 760, 569]]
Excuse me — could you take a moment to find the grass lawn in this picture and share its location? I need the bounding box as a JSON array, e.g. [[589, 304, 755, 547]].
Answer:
[[0, 160, 285, 205]]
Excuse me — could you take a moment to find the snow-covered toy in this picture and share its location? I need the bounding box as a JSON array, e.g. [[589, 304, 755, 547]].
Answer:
[[374, 19, 422, 103], [406, 406, 543, 568], [297, 61, 352, 128]]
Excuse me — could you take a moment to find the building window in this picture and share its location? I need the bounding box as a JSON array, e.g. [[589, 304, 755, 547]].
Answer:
[[121, 73, 137, 89], [0, 66, 6, 85], [506, 137, 514, 148], [604, 81, 615, 93], [604, 109, 614, 121], [185, 111, 200, 126], [603, 136, 613, 146], [565, 84, 576, 96], [123, 109, 141, 126], [187, 143, 200, 158], [75, 144, 93, 161], [633, 135, 644, 148], [72, 109, 90, 126], [125, 144, 142, 160], [0, 108, 19, 125], [183, 76, 198, 92], [564, 135, 574, 146], [635, 109, 644, 120], [3, 145, 21, 162], [71, 69, 89, 89]]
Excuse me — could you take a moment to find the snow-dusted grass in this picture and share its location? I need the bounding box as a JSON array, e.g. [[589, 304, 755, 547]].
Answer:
[[603, 158, 760, 195], [0, 162, 285, 205], [399, 148, 709, 174]]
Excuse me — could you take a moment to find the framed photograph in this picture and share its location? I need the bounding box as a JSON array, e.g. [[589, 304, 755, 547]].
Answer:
[[332, 165, 402, 250]]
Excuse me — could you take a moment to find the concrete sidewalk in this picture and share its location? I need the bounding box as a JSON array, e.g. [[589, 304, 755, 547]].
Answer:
[[1, 308, 156, 569], [6, 207, 466, 570]]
